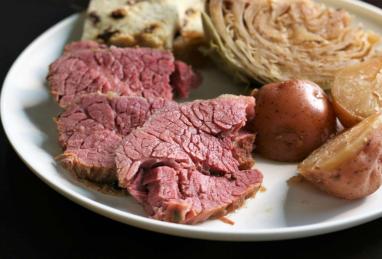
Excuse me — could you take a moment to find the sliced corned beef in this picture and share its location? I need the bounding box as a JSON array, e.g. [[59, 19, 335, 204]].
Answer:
[[141, 166, 261, 223], [48, 41, 201, 108], [232, 131, 256, 170], [56, 93, 167, 183], [115, 95, 262, 224], [170, 61, 201, 98]]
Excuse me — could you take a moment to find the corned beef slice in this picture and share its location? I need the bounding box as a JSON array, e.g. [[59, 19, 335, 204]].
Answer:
[[116, 95, 262, 224], [232, 131, 256, 170], [48, 41, 201, 107], [56, 93, 167, 183], [170, 61, 201, 99]]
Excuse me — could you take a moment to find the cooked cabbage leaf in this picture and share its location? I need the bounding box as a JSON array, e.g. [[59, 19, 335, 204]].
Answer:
[[202, 0, 380, 89]]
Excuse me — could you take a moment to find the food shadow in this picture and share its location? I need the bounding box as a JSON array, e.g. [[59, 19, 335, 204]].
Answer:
[[21, 92, 85, 196], [24, 91, 62, 158], [283, 179, 365, 226], [65, 12, 86, 43]]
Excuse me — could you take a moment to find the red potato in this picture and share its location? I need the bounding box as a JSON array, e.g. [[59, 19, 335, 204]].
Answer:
[[298, 112, 382, 200], [251, 80, 336, 162]]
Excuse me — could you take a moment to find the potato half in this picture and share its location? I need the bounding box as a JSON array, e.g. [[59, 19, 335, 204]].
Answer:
[[298, 112, 382, 200], [252, 80, 336, 162], [332, 56, 382, 128]]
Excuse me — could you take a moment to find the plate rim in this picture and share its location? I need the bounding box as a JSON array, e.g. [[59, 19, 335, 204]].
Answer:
[[2, 0, 382, 241]]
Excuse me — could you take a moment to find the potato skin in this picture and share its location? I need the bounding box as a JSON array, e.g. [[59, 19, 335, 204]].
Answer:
[[298, 114, 382, 200], [252, 80, 336, 162], [301, 138, 382, 200]]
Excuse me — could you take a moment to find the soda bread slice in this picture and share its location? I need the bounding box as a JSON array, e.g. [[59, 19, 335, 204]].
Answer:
[[82, 0, 204, 51]]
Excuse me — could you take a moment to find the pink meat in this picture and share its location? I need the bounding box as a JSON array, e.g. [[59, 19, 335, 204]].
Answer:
[[170, 61, 202, 98], [115, 95, 262, 224], [48, 41, 201, 108], [56, 93, 168, 183]]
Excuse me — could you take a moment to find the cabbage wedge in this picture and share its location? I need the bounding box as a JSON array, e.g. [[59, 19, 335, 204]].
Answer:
[[202, 0, 380, 89]]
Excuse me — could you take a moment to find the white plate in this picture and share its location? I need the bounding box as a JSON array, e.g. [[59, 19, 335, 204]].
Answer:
[[2, 0, 382, 241]]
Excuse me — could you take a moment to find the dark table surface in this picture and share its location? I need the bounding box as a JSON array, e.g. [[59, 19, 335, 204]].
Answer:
[[1, 0, 382, 258]]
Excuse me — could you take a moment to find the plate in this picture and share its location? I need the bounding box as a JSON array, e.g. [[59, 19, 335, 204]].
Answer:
[[1, 0, 382, 241]]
